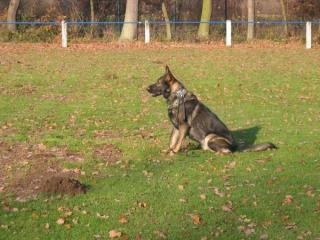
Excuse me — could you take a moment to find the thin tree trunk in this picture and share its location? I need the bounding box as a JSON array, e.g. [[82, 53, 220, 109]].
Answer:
[[90, 0, 95, 22], [7, 0, 20, 31], [90, 0, 95, 36], [120, 0, 139, 41], [318, 21, 320, 43], [175, 0, 180, 20], [280, 0, 288, 37], [162, 1, 172, 41], [247, 0, 255, 41], [197, 0, 212, 40]]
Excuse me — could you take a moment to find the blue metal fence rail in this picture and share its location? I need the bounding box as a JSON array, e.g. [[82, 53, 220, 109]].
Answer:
[[0, 21, 60, 25]]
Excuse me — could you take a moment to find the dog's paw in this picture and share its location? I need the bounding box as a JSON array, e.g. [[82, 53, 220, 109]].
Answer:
[[161, 149, 176, 156], [169, 150, 176, 156], [161, 148, 171, 154], [215, 149, 232, 156]]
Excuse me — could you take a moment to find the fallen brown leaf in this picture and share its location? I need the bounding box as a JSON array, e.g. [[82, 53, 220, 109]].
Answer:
[[260, 233, 269, 240], [213, 187, 225, 198], [118, 214, 128, 224], [137, 201, 147, 208], [96, 212, 109, 219], [191, 214, 202, 225], [154, 230, 167, 239], [200, 194, 206, 200], [109, 230, 122, 238], [285, 222, 297, 230], [283, 195, 294, 205], [56, 218, 65, 225], [64, 211, 73, 217], [222, 201, 233, 212]]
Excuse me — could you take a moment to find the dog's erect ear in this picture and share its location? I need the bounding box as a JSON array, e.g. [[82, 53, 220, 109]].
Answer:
[[165, 65, 175, 84], [165, 65, 170, 74]]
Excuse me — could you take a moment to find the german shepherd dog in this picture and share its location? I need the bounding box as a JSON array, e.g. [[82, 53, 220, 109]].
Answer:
[[146, 66, 276, 155]]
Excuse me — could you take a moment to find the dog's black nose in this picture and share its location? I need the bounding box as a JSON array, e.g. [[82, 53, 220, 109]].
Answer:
[[146, 86, 151, 92]]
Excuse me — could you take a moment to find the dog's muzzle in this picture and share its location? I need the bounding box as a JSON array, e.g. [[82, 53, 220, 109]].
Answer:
[[146, 86, 152, 92], [146, 85, 161, 97]]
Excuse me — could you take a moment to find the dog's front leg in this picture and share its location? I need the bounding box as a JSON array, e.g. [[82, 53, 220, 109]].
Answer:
[[169, 127, 180, 151], [171, 124, 189, 154]]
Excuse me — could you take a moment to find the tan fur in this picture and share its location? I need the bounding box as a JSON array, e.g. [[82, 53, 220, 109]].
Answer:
[[201, 134, 232, 154], [170, 82, 180, 92], [171, 124, 189, 153], [169, 127, 180, 149]]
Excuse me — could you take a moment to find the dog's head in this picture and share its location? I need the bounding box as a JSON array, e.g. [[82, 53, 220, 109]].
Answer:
[[146, 65, 177, 99]]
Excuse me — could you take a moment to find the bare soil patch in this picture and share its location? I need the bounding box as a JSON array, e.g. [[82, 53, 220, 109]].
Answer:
[[93, 144, 122, 164], [0, 84, 36, 96], [40, 93, 71, 103], [0, 125, 17, 138], [0, 142, 86, 201], [94, 130, 120, 140]]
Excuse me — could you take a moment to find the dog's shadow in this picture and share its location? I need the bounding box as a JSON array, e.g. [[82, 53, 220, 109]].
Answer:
[[232, 126, 261, 148]]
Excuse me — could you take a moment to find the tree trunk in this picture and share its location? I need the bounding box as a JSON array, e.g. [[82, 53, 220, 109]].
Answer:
[[279, 0, 288, 37], [120, 0, 139, 41], [247, 0, 255, 41], [90, 0, 95, 22], [7, 0, 20, 31], [162, 1, 172, 41], [90, 0, 95, 36], [197, 0, 212, 40]]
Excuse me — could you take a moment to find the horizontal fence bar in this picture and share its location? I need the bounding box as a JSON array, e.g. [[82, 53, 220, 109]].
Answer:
[[0, 21, 60, 25], [148, 20, 226, 24], [232, 20, 307, 25], [66, 20, 226, 25], [67, 21, 144, 25], [0, 20, 320, 25]]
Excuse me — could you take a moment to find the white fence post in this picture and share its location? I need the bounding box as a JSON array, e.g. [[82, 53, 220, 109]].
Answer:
[[61, 20, 68, 48], [145, 20, 150, 44], [226, 20, 232, 47], [306, 21, 312, 49]]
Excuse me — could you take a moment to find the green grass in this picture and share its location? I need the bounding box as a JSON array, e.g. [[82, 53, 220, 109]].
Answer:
[[0, 45, 319, 240]]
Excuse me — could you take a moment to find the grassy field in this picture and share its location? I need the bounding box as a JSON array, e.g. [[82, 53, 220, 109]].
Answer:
[[0, 44, 319, 240]]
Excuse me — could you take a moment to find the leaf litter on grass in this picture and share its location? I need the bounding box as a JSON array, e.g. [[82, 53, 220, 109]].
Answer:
[[1, 45, 320, 240]]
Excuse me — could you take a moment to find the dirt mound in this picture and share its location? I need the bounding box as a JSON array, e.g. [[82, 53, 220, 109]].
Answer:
[[0, 141, 122, 200], [0, 142, 86, 201], [93, 144, 122, 163], [41, 176, 87, 196]]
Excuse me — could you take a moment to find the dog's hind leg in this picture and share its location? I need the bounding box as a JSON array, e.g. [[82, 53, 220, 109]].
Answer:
[[202, 134, 232, 155]]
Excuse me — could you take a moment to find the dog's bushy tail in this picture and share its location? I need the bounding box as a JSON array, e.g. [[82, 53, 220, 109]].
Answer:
[[239, 142, 277, 152]]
